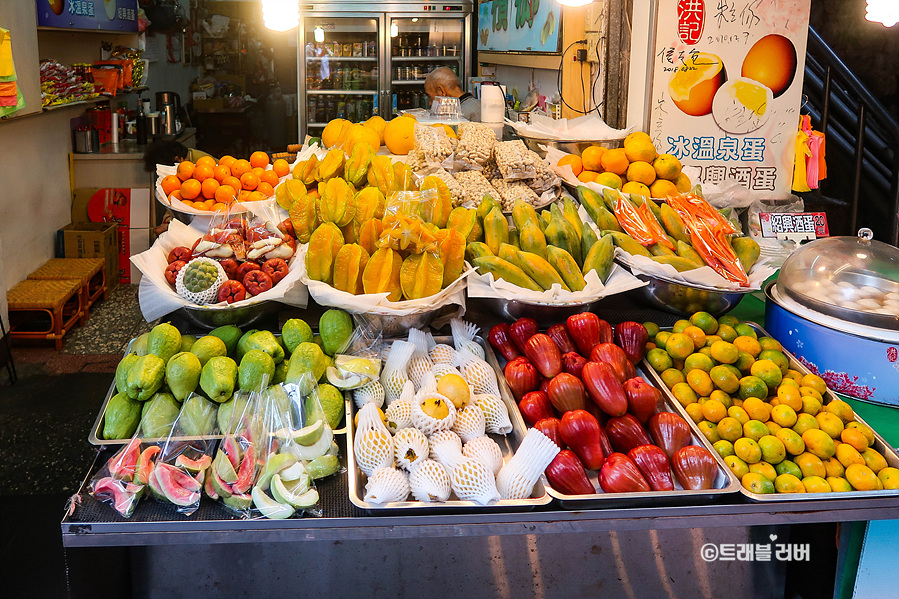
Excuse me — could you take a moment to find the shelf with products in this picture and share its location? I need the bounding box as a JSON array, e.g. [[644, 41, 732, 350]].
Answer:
[[391, 55, 461, 61], [391, 80, 425, 85], [307, 89, 378, 95], [306, 56, 378, 62]]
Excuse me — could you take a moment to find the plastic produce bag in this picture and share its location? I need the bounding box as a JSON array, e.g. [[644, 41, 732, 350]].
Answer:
[[325, 316, 383, 392], [88, 437, 146, 518]]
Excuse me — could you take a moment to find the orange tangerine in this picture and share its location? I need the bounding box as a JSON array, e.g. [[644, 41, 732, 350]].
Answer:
[[170, 190, 183, 202], [557, 154, 583, 176], [577, 170, 598, 183], [238, 190, 251, 203], [240, 172, 259, 191], [161, 175, 182, 196], [594, 172, 622, 189], [222, 176, 242, 191], [179, 199, 193, 208], [213, 165, 232, 182], [193, 164, 214, 183], [581, 146, 606, 171], [218, 155, 236, 168], [251, 167, 265, 179], [272, 158, 290, 178], [649, 179, 678, 199], [248, 191, 266, 202], [260, 170, 280, 187], [201, 178, 220, 199], [231, 159, 252, 177], [195, 155, 217, 170], [682, 325, 707, 350], [215, 184, 237, 204], [176, 161, 195, 181], [250, 151, 270, 168], [212, 202, 228, 212], [180, 179, 201, 200], [256, 182, 274, 197], [625, 161, 656, 185], [202, 198, 216, 210], [621, 181, 651, 197], [624, 137, 658, 163], [600, 148, 629, 176]]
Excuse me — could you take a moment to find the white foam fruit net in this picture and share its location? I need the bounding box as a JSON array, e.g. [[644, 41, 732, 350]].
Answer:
[[452, 458, 501, 505], [452, 405, 486, 444], [175, 257, 228, 305], [364, 467, 410, 504], [429, 344, 457, 365], [353, 380, 386, 409], [428, 429, 465, 474], [431, 363, 463, 382], [416, 370, 438, 396], [384, 396, 414, 433], [474, 394, 513, 434], [495, 429, 560, 500], [406, 328, 434, 390], [455, 349, 501, 395], [354, 428, 394, 477], [356, 401, 390, 437], [410, 392, 457, 436], [394, 427, 429, 471], [450, 318, 485, 359], [409, 459, 452, 502], [380, 340, 415, 405], [463, 436, 504, 475]]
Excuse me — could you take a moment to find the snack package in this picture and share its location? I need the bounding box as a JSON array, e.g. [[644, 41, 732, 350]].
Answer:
[[454, 122, 496, 170], [413, 123, 455, 167], [493, 140, 537, 181], [88, 436, 146, 518]]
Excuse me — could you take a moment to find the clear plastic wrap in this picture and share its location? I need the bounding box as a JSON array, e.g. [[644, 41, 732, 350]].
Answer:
[[493, 140, 537, 181], [454, 122, 496, 169], [413, 122, 455, 166], [453, 170, 500, 208], [88, 436, 146, 518]]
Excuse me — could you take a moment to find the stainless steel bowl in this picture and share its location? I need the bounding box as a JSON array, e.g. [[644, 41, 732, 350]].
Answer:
[[472, 296, 609, 328], [617, 261, 750, 317], [517, 135, 623, 159], [176, 300, 280, 330], [353, 307, 449, 337]]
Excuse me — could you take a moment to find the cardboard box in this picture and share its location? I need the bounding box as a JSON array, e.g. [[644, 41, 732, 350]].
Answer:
[[72, 188, 151, 230], [117, 227, 152, 284], [56, 222, 119, 291]]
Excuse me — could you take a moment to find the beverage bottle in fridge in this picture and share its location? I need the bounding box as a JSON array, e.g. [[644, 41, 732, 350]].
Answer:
[[308, 98, 317, 123], [372, 95, 378, 117], [337, 97, 346, 119], [317, 97, 326, 122], [392, 92, 398, 114], [346, 97, 356, 122]]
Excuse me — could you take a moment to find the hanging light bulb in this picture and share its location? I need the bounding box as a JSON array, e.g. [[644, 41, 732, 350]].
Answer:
[[554, 0, 591, 7], [314, 26, 325, 43], [866, 0, 899, 27], [262, 0, 300, 32], [390, 22, 399, 38]]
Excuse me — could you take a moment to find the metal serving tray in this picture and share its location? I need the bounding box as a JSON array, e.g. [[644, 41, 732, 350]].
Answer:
[[345, 336, 551, 514], [643, 321, 899, 502]]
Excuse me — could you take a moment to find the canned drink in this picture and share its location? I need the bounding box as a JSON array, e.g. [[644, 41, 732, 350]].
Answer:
[[412, 65, 421, 79]]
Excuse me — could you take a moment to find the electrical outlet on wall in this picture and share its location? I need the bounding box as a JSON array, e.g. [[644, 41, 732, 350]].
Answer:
[[586, 32, 601, 63], [585, 1, 605, 33]]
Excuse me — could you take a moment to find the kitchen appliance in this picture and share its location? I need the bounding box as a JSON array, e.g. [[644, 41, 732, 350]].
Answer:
[[764, 230, 899, 406], [299, 1, 473, 136], [156, 91, 182, 135], [147, 112, 161, 136]]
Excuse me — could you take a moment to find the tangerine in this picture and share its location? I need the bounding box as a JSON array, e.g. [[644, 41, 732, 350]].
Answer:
[[161, 175, 181, 196], [213, 165, 232, 182], [195, 155, 216, 170], [215, 184, 237, 204], [260, 170, 280, 187], [231, 159, 252, 177], [201, 178, 220, 199], [581, 146, 606, 171], [240, 172, 259, 191], [250, 151, 270, 168], [256, 182, 274, 197], [621, 181, 651, 197], [218, 155, 236, 168], [180, 179, 201, 200], [600, 148, 629, 176], [625, 161, 656, 185], [557, 154, 583, 176], [193, 164, 214, 182], [272, 158, 290, 178], [577, 170, 598, 183], [176, 161, 195, 181]]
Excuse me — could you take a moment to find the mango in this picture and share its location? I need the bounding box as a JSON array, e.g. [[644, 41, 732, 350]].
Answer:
[[546, 246, 587, 291], [561, 197, 584, 242], [649, 242, 677, 257], [675, 240, 706, 267], [332, 243, 370, 295], [362, 247, 403, 301], [545, 207, 582, 265], [472, 256, 543, 292], [651, 255, 703, 272], [477, 194, 502, 223], [504, 246, 569, 292], [512, 198, 541, 233], [305, 222, 344, 284], [581, 221, 599, 261]]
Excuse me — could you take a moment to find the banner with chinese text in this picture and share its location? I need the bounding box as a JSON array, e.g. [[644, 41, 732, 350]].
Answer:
[[648, 0, 810, 195], [37, 0, 139, 32], [477, 0, 561, 53]]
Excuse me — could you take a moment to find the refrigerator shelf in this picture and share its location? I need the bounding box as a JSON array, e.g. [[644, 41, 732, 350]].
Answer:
[[307, 89, 378, 95], [391, 80, 426, 85], [306, 56, 378, 61], [391, 56, 461, 61]]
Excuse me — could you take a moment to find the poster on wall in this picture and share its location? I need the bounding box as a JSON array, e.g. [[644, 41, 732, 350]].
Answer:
[[36, 0, 139, 32], [647, 0, 811, 195], [477, 0, 561, 53]]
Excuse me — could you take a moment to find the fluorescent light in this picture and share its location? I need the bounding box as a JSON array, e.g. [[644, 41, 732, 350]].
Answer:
[[867, 0, 899, 27], [390, 22, 398, 37], [314, 26, 325, 43], [412, 18, 419, 22], [262, 0, 299, 32], [555, 0, 591, 7]]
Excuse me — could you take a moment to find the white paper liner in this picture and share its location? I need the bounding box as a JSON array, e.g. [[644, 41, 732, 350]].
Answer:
[[474, 394, 513, 435], [297, 242, 473, 317], [354, 428, 394, 477], [613, 247, 777, 292], [505, 114, 632, 141], [452, 458, 500, 505], [455, 349, 501, 396], [449, 318, 484, 359], [363, 467, 410, 504], [410, 392, 457, 436], [353, 380, 385, 409], [451, 405, 486, 444], [408, 459, 452, 502], [384, 396, 414, 434], [132, 219, 308, 322], [429, 344, 457, 365], [380, 341, 415, 405], [393, 427, 430, 470], [463, 436, 504, 476], [495, 429, 560, 500]]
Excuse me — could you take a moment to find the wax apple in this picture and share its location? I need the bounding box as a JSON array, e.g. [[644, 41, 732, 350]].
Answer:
[[559, 410, 605, 470], [523, 333, 562, 378], [605, 413, 653, 454], [628, 445, 674, 491], [598, 453, 651, 493], [546, 324, 578, 355], [624, 377, 661, 424], [671, 445, 718, 490], [488, 323, 521, 361], [614, 321, 649, 363], [547, 373, 587, 413], [581, 361, 628, 417], [545, 450, 595, 495], [561, 352, 588, 379], [648, 412, 692, 459], [509, 317, 539, 354], [533, 418, 564, 448], [504, 357, 539, 400], [519, 391, 555, 425]]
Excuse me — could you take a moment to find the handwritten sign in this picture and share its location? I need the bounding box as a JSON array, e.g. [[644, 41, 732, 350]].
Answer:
[[648, 0, 811, 195], [477, 0, 561, 54]]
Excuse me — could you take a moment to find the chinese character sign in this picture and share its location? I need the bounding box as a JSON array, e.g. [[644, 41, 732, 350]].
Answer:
[[478, 0, 561, 53], [37, 0, 139, 32], [649, 0, 810, 194]]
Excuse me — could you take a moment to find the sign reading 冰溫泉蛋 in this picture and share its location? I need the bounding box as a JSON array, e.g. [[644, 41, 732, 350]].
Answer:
[[36, 0, 139, 32], [477, 0, 561, 54], [648, 0, 811, 195]]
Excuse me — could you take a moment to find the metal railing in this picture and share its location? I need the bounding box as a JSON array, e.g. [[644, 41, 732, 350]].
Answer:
[[802, 27, 899, 245]]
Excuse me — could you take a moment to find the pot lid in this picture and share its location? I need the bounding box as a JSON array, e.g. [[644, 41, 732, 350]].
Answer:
[[776, 229, 899, 330]]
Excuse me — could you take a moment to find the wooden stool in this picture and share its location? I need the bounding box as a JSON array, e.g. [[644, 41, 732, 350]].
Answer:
[[7, 279, 85, 350], [27, 257, 107, 323]]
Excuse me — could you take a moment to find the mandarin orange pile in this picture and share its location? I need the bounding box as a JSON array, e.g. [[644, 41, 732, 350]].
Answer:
[[159, 151, 292, 212]]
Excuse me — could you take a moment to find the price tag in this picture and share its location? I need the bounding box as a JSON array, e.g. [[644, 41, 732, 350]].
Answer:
[[758, 212, 829, 242]]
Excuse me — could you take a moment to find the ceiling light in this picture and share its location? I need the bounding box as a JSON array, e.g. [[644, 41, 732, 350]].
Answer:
[[866, 0, 899, 27], [390, 22, 398, 38], [262, 0, 299, 32], [314, 26, 325, 43], [555, 0, 592, 7]]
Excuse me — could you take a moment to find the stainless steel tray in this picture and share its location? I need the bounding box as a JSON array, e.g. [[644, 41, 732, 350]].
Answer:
[[543, 361, 742, 509], [643, 321, 899, 502], [345, 335, 551, 514]]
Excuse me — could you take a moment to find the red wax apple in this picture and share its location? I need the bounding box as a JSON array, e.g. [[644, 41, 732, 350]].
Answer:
[[581, 361, 628, 417], [504, 357, 539, 400], [546, 324, 578, 355], [236, 261, 261, 281], [589, 343, 630, 383], [565, 312, 604, 356], [164, 260, 185, 285], [509, 317, 539, 354], [671, 445, 718, 490], [624, 377, 662, 424], [167, 246, 192, 264], [559, 410, 606, 471], [218, 280, 247, 304], [523, 333, 562, 378], [545, 450, 595, 495], [547, 373, 588, 413], [219, 258, 240, 280], [533, 418, 564, 449], [648, 412, 693, 459], [262, 258, 289, 285], [628, 445, 675, 491], [614, 321, 650, 363], [277, 218, 296, 238], [243, 269, 273, 295], [561, 352, 588, 379], [488, 323, 521, 361], [605, 413, 653, 454], [599, 453, 651, 493], [518, 391, 555, 426]]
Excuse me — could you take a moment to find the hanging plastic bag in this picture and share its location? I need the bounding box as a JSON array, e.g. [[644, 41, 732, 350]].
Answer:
[[324, 315, 383, 392], [212, 387, 267, 516], [88, 436, 146, 518]]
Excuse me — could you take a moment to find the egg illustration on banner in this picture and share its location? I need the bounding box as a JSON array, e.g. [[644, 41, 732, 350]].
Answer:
[[106, 0, 117, 21], [48, 0, 64, 15], [667, 52, 726, 117], [712, 77, 774, 134], [741, 34, 797, 98]]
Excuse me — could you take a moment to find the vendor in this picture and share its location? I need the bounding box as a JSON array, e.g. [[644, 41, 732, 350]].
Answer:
[[424, 67, 480, 122]]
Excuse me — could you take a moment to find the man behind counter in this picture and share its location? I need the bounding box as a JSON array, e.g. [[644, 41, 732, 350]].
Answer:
[[424, 67, 480, 122]]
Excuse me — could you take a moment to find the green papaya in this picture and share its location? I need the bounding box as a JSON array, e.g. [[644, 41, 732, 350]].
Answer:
[[675, 240, 706, 267], [561, 197, 584, 242], [731, 236, 761, 273], [472, 256, 543, 292], [592, 204, 622, 233], [607, 231, 653, 258], [465, 241, 494, 262], [602, 188, 621, 212], [648, 242, 677, 257], [546, 246, 586, 291], [545, 210, 582, 265], [660, 202, 691, 244], [511, 198, 540, 232], [508, 228, 520, 248], [582, 235, 614, 284], [630, 195, 663, 223], [476, 194, 502, 223], [580, 222, 599, 262], [519, 219, 548, 259], [483, 206, 509, 255], [651, 255, 703, 272], [540, 210, 553, 229]]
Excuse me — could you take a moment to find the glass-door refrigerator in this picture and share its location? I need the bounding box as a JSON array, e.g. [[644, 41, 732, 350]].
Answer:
[[298, 1, 473, 138]]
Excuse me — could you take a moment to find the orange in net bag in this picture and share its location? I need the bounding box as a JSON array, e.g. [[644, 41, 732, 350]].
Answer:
[[613, 193, 674, 249], [667, 192, 748, 286]]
